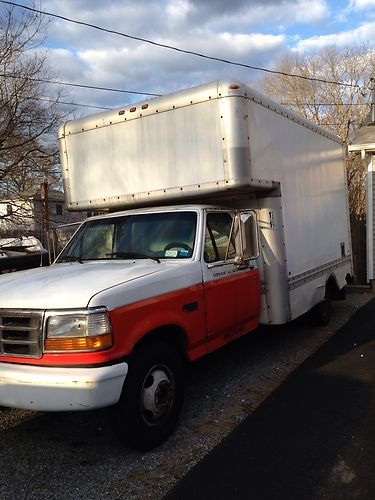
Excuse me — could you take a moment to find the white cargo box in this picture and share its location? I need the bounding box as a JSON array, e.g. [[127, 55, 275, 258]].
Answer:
[[60, 80, 344, 211], [59, 81, 352, 322]]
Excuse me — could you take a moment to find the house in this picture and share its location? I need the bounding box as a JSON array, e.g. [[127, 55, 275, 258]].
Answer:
[[0, 189, 88, 243], [349, 106, 375, 284]]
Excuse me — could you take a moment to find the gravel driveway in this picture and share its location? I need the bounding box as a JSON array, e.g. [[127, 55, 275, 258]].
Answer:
[[0, 290, 371, 499]]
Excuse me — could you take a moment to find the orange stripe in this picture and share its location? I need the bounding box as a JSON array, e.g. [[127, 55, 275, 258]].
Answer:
[[1, 272, 260, 366]]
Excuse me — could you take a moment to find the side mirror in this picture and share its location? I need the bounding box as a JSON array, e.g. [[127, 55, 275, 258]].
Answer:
[[236, 210, 259, 266], [234, 255, 251, 269]]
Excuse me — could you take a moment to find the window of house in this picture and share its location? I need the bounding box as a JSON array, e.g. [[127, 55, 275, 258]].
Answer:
[[56, 204, 63, 215], [6, 204, 13, 216]]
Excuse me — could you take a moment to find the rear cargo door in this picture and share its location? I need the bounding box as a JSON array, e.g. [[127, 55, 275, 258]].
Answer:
[[202, 210, 260, 349]]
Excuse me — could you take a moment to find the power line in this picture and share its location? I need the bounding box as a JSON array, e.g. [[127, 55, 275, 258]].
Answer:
[[1, 72, 162, 97], [23, 95, 373, 114], [33, 97, 112, 110], [1, 0, 361, 90], [1, 73, 370, 111], [2, 71, 369, 106], [281, 102, 370, 106]]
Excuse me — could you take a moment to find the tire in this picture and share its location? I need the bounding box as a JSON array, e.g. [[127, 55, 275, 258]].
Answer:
[[111, 339, 185, 450], [311, 287, 332, 326]]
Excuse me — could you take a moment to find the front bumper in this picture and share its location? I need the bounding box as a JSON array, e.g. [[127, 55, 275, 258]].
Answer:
[[0, 362, 128, 411]]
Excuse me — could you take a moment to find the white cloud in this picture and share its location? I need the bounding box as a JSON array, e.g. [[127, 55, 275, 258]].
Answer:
[[219, 33, 286, 54], [166, 0, 192, 23], [35, 0, 374, 114], [295, 21, 375, 51], [192, 0, 329, 34], [349, 0, 375, 9], [45, 27, 287, 112], [295, 0, 329, 23]]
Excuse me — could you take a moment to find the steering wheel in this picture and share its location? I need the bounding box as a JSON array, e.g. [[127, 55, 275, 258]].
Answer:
[[164, 241, 192, 254]]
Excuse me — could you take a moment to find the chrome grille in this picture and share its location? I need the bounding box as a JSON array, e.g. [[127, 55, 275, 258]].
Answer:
[[0, 310, 43, 358]]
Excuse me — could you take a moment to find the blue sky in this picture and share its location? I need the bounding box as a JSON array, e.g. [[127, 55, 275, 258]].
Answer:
[[8, 0, 375, 112]]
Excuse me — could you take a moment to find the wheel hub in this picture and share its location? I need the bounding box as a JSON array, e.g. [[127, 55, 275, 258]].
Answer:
[[141, 367, 174, 423]]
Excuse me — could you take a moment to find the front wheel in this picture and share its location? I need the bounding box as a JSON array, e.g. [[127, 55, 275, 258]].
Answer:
[[111, 340, 185, 450]]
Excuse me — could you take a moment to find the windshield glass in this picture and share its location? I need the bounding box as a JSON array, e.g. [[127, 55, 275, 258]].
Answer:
[[56, 211, 197, 262]]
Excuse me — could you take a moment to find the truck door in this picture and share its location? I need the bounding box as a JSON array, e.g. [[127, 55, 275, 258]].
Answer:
[[202, 210, 260, 350]]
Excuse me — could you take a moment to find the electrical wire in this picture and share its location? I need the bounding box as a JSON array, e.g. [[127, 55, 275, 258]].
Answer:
[[2, 71, 369, 106], [281, 102, 369, 106], [1, 0, 361, 90], [32, 96, 112, 110], [2, 71, 370, 111], [1, 72, 162, 97]]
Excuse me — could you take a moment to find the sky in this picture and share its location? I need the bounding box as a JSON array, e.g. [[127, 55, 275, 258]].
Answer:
[[8, 0, 375, 114]]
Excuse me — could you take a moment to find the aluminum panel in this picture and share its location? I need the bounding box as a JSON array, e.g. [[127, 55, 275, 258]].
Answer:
[[246, 98, 351, 281]]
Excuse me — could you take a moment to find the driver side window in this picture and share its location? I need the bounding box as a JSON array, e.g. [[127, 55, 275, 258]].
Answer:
[[204, 212, 236, 263]]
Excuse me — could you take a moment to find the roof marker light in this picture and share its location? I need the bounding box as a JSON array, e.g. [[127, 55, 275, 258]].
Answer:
[[118, 110, 125, 115], [229, 84, 240, 89], [141, 104, 148, 110], [130, 107, 136, 113]]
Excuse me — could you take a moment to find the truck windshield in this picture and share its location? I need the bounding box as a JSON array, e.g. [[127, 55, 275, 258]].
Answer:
[[56, 211, 197, 262]]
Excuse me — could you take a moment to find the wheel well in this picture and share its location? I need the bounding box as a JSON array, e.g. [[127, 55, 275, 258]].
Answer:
[[133, 325, 189, 360]]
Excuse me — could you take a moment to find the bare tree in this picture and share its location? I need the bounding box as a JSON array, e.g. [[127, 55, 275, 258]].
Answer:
[[0, 1, 67, 232], [260, 45, 375, 218]]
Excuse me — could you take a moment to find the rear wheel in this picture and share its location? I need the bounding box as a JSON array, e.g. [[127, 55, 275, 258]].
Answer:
[[111, 340, 185, 450], [311, 286, 332, 326]]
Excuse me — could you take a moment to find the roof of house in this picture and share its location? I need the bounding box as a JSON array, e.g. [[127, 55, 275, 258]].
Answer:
[[33, 189, 65, 202], [349, 110, 375, 153]]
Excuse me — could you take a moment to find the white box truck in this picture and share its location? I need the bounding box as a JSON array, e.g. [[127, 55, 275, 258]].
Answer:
[[0, 80, 352, 449]]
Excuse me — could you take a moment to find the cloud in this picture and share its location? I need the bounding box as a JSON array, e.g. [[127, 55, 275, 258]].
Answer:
[[44, 0, 329, 48], [46, 26, 287, 112], [35, 0, 372, 115], [179, 0, 329, 35], [295, 21, 375, 50], [348, 0, 375, 9]]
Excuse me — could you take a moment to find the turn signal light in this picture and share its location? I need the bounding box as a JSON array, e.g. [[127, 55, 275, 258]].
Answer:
[[44, 333, 113, 352]]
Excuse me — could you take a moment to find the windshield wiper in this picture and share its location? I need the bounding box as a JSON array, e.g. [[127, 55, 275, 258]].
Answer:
[[106, 251, 160, 263], [58, 255, 84, 264]]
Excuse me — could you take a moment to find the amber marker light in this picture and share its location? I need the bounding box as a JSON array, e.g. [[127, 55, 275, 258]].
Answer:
[[44, 333, 112, 352]]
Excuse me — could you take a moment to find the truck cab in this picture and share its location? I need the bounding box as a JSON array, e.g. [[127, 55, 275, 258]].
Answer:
[[0, 205, 259, 449]]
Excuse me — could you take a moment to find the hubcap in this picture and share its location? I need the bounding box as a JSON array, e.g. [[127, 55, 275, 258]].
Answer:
[[141, 366, 174, 425]]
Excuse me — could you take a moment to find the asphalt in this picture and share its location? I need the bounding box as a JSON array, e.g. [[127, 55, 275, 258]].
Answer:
[[166, 297, 375, 500]]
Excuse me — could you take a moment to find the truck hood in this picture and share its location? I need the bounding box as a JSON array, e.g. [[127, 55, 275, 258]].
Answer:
[[0, 261, 165, 310]]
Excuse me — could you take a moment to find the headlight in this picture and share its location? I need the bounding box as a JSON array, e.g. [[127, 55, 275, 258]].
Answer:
[[44, 308, 112, 352]]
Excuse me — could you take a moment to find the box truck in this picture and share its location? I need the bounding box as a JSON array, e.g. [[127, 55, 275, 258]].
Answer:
[[0, 80, 352, 449]]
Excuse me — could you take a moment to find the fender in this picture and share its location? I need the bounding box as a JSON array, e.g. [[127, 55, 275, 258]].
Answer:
[[0, 285, 207, 368], [108, 284, 207, 358]]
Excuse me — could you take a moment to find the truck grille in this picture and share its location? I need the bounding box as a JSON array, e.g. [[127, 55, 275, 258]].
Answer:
[[0, 310, 43, 358]]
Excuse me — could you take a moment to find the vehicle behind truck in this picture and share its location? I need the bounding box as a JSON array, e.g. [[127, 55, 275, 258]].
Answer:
[[0, 80, 352, 449]]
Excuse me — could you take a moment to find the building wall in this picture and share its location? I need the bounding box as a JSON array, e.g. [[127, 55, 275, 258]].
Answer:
[[369, 154, 375, 281], [0, 196, 84, 240]]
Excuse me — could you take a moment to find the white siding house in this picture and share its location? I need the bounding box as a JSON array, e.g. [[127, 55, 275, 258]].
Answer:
[[349, 112, 375, 283]]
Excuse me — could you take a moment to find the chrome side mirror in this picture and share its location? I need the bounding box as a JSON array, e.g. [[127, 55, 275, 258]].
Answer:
[[234, 255, 250, 269]]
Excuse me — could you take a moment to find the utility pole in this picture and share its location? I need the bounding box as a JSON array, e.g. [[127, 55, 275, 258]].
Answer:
[[371, 77, 375, 123], [41, 180, 49, 246]]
